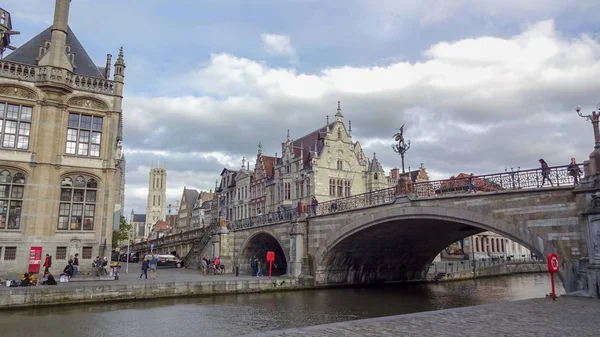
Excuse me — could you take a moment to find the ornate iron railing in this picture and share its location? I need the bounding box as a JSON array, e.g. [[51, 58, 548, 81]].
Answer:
[[229, 209, 298, 231], [129, 220, 217, 253], [313, 186, 397, 217], [413, 164, 583, 198]]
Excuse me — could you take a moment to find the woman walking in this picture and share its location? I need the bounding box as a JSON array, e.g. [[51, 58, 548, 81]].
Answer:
[[539, 159, 553, 187], [140, 258, 149, 279]]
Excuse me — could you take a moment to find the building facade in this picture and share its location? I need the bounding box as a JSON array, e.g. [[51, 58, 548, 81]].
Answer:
[[145, 164, 166, 232], [129, 211, 146, 242], [251, 143, 275, 216], [176, 188, 198, 232], [0, 0, 125, 275]]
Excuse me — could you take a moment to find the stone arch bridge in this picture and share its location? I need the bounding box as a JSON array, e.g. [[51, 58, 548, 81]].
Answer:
[[228, 166, 600, 296]]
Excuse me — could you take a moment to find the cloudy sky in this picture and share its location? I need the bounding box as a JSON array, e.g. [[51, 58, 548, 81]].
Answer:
[[6, 0, 600, 216]]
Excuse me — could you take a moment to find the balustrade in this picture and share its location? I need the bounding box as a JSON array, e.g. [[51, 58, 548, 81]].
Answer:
[[0, 59, 115, 95]]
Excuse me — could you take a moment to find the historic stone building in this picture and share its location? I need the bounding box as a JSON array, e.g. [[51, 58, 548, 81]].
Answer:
[[128, 211, 146, 243], [251, 143, 276, 216], [176, 188, 198, 232], [145, 164, 166, 232], [0, 0, 125, 275], [190, 190, 214, 229], [215, 169, 238, 221], [234, 158, 252, 221]]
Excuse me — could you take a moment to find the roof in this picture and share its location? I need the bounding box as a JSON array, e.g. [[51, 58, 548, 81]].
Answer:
[[5, 25, 105, 78], [183, 188, 199, 211], [132, 214, 146, 223], [368, 155, 384, 172], [439, 173, 502, 192], [153, 220, 169, 232], [200, 200, 212, 210], [262, 155, 276, 178], [287, 123, 334, 167]]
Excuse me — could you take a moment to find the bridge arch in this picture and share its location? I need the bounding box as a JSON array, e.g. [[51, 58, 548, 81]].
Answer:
[[313, 205, 554, 285], [239, 230, 288, 276]]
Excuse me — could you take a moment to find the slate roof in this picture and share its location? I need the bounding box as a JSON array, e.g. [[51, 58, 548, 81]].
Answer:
[[368, 156, 384, 172], [132, 214, 146, 223], [5, 26, 105, 78], [200, 200, 212, 210], [287, 123, 334, 167], [184, 188, 199, 211]]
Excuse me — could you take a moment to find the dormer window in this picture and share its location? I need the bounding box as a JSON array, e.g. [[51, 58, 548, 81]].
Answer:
[[337, 160, 343, 170]]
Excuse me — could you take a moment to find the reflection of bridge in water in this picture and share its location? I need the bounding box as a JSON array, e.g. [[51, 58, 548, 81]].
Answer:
[[131, 164, 600, 296]]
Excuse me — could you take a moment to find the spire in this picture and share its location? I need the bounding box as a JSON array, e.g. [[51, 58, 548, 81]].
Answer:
[[326, 115, 330, 132], [348, 120, 352, 137], [241, 156, 246, 169], [373, 152, 377, 160], [114, 46, 126, 79], [287, 129, 290, 141], [104, 54, 112, 79], [335, 100, 343, 122], [258, 141, 262, 154], [37, 0, 73, 71]]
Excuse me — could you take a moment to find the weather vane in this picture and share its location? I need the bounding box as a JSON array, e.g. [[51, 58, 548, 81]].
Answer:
[[392, 124, 411, 174]]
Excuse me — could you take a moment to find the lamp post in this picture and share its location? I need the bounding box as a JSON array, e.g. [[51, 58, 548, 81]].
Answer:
[[392, 125, 411, 174], [576, 104, 600, 175], [126, 229, 132, 274]]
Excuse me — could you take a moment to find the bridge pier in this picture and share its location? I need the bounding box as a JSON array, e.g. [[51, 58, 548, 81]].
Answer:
[[584, 198, 600, 298], [288, 219, 308, 277], [212, 227, 234, 271]]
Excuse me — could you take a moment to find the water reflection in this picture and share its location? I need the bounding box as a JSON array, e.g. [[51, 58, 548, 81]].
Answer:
[[0, 274, 562, 337]]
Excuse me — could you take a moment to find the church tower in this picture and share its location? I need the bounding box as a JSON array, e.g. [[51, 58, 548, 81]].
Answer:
[[145, 163, 167, 233]]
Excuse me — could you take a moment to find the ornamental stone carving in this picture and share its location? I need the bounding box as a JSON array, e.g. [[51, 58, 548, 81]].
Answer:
[[0, 85, 38, 100], [67, 97, 108, 110]]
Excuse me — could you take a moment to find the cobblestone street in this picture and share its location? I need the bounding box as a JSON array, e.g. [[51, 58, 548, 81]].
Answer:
[[241, 297, 600, 337]]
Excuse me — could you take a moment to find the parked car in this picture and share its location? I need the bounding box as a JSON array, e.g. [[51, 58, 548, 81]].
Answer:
[[119, 252, 140, 263], [144, 254, 183, 268]]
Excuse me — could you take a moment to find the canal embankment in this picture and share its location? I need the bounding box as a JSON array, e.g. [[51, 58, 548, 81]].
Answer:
[[241, 296, 600, 337], [428, 259, 546, 281]]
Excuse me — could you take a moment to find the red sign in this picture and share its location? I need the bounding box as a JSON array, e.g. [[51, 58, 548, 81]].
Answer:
[[28, 246, 43, 273], [266, 251, 275, 262], [547, 252, 559, 273]]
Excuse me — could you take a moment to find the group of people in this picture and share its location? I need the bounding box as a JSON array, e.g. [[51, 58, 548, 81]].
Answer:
[[139, 254, 158, 280], [199, 256, 224, 275], [465, 158, 583, 193]]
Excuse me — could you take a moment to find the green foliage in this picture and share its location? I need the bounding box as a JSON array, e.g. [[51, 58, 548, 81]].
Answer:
[[112, 215, 132, 248]]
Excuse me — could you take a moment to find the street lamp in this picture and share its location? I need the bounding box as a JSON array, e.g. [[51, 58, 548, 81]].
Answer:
[[392, 125, 411, 174], [576, 104, 600, 148]]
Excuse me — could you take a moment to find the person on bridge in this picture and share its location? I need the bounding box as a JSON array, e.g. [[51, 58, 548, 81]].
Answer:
[[467, 173, 477, 193], [539, 159, 553, 187], [311, 197, 318, 216], [568, 158, 582, 185]]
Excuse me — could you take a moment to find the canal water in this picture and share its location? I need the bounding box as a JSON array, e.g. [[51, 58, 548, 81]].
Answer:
[[1, 274, 562, 337]]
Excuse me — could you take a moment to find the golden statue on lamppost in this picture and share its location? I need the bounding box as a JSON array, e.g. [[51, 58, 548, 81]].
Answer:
[[392, 124, 411, 174]]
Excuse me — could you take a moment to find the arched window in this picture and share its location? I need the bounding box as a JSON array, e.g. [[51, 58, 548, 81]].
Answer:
[[0, 169, 25, 230], [374, 173, 378, 180], [58, 175, 98, 231]]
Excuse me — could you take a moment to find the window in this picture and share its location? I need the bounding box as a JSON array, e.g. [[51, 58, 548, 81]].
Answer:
[[4, 246, 16, 260], [58, 175, 98, 231], [56, 247, 67, 260], [158, 196, 160, 206], [82, 246, 93, 259], [284, 183, 291, 200], [0, 169, 25, 230], [66, 113, 102, 157], [0, 102, 32, 150], [344, 180, 351, 197], [337, 160, 343, 170], [295, 182, 299, 199], [374, 173, 378, 180], [153, 195, 156, 206], [475, 238, 480, 252], [329, 179, 335, 196], [337, 179, 343, 197]]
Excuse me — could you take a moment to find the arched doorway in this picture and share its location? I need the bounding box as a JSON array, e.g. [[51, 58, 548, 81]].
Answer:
[[240, 232, 288, 276]]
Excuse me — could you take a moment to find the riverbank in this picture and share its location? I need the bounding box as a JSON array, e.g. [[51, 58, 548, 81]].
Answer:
[[430, 261, 546, 281], [241, 296, 600, 337], [0, 275, 314, 310]]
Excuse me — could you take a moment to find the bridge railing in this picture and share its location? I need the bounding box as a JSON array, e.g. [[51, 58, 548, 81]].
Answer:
[[413, 164, 583, 198], [313, 186, 397, 217], [129, 220, 217, 253], [229, 210, 297, 231]]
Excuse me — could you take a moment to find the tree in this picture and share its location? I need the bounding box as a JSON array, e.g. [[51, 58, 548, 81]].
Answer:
[[112, 215, 132, 248]]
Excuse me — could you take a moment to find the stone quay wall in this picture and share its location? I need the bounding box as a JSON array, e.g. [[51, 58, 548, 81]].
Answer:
[[439, 261, 546, 281], [0, 277, 315, 310]]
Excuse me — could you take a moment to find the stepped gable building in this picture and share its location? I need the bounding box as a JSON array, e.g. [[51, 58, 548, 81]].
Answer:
[[0, 0, 126, 275], [176, 187, 198, 232], [190, 190, 214, 229], [251, 142, 276, 216]]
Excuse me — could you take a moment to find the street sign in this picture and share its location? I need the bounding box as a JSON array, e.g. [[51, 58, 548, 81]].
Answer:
[[546, 252, 559, 300]]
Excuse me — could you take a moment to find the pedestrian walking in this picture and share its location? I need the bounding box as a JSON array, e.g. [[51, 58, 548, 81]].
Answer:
[[201, 257, 207, 275], [149, 254, 158, 280], [539, 159, 553, 187], [140, 258, 149, 279], [467, 173, 477, 193], [43, 254, 52, 275]]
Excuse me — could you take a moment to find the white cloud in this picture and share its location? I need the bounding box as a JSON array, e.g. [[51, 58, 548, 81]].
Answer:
[[260, 33, 296, 57], [122, 19, 600, 212]]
